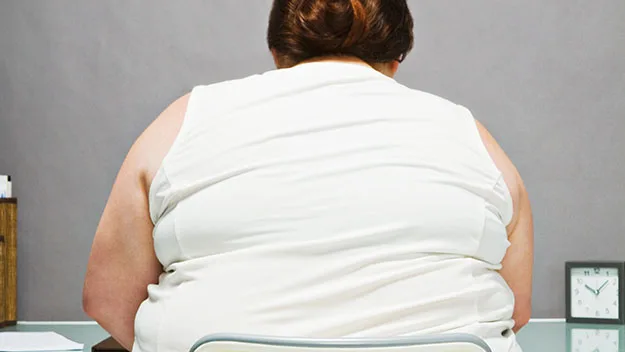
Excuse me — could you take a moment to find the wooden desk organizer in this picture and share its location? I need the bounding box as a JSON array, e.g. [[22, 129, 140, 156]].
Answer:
[[0, 198, 17, 327]]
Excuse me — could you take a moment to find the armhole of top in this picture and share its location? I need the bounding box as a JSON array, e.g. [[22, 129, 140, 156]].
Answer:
[[456, 104, 515, 226], [495, 174, 515, 226], [148, 86, 204, 211]]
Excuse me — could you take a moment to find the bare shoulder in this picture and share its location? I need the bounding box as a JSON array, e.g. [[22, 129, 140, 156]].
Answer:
[[128, 93, 191, 191], [474, 119, 525, 229]]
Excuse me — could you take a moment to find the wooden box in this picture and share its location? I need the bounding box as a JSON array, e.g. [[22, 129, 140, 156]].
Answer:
[[0, 198, 17, 327]]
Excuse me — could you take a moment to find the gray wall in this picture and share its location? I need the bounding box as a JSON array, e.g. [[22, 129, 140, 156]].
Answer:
[[0, 1, 623, 321]]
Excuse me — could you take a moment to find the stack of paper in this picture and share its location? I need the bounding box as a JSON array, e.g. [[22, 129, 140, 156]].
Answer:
[[0, 332, 83, 351], [0, 175, 11, 198]]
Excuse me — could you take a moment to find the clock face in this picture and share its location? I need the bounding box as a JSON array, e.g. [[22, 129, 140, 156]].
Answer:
[[570, 267, 620, 319], [570, 328, 620, 352]]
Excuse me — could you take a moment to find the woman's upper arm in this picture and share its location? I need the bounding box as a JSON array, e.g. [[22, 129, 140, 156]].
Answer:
[[475, 120, 534, 329], [83, 93, 189, 347], [82, 141, 161, 340]]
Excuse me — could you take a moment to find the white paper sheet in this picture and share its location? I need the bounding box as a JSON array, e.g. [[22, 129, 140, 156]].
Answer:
[[0, 332, 84, 351]]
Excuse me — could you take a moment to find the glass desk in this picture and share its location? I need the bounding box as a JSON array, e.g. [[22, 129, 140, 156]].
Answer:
[[2, 321, 624, 352]]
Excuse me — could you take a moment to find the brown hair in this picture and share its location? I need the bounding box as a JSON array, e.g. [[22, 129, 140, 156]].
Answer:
[[267, 0, 414, 67]]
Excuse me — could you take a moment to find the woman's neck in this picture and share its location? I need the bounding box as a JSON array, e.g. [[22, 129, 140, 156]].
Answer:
[[295, 56, 397, 78]]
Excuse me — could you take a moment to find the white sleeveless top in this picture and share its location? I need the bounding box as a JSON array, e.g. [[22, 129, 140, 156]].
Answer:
[[134, 61, 521, 352]]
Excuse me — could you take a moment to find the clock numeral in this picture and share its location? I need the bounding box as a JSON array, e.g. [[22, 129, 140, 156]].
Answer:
[[585, 270, 591, 276], [613, 279, 617, 286], [594, 268, 601, 274], [575, 288, 579, 296], [595, 330, 600, 336], [606, 308, 610, 314], [578, 300, 583, 306], [577, 278, 584, 284], [614, 301, 618, 306], [596, 310, 600, 317]]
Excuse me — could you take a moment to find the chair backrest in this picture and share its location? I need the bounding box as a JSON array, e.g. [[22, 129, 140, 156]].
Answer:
[[190, 333, 492, 352]]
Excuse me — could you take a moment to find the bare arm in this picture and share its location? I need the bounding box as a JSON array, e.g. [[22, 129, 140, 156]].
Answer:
[[83, 94, 188, 349], [476, 120, 534, 333], [501, 175, 534, 332]]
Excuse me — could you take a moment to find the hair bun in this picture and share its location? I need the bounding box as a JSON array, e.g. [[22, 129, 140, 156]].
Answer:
[[296, 0, 367, 52], [268, 0, 414, 67]]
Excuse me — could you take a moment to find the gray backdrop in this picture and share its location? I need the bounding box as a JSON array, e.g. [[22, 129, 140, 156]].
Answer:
[[0, 1, 623, 321]]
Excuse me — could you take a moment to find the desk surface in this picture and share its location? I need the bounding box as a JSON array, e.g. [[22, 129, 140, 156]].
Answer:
[[2, 322, 624, 352]]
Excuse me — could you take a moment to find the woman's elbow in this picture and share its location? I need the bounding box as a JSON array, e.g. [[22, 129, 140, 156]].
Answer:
[[82, 285, 98, 319], [82, 278, 107, 321], [513, 300, 532, 331], [515, 312, 531, 330]]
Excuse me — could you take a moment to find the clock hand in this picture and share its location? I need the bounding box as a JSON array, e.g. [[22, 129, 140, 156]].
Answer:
[[597, 280, 609, 294], [585, 284, 598, 295]]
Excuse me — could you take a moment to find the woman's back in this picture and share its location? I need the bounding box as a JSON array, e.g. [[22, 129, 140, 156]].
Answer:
[[134, 61, 518, 352]]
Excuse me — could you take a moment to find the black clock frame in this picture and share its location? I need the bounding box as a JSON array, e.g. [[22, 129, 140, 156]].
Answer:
[[565, 261, 625, 324]]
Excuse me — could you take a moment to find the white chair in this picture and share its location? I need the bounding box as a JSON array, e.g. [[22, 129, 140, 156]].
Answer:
[[190, 333, 493, 352]]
